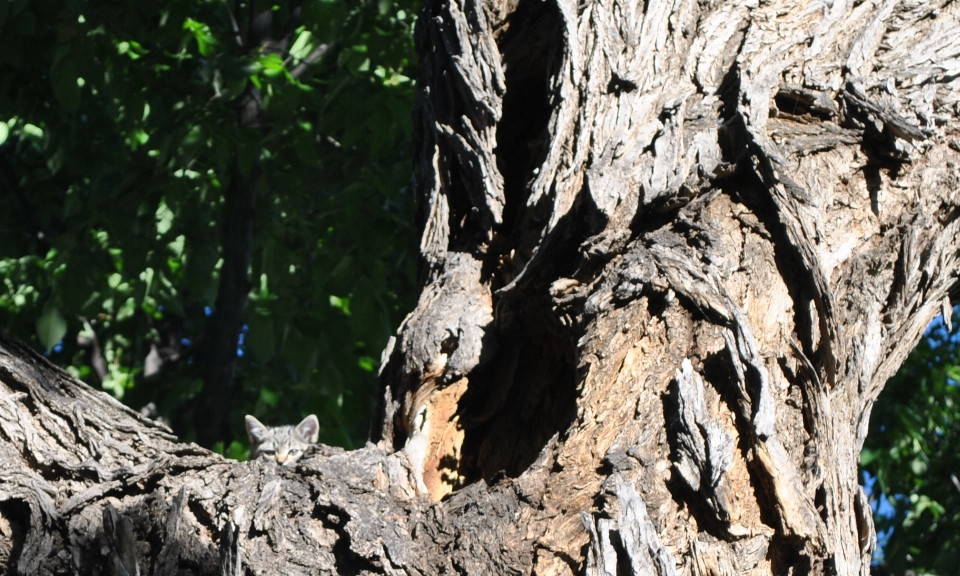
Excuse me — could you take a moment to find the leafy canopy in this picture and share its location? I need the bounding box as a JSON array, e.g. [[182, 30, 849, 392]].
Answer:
[[0, 0, 418, 453], [862, 310, 960, 574]]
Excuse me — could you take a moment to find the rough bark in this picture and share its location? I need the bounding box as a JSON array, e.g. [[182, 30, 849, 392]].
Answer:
[[3, 0, 960, 575], [374, 0, 960, 573], [0, 335, 429, 575]]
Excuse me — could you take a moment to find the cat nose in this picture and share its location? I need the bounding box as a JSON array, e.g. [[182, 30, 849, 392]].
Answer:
[[276, 454, 287, 463]]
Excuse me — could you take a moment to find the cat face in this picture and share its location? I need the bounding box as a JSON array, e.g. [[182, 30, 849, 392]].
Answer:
[[245, 414, 319, 466]]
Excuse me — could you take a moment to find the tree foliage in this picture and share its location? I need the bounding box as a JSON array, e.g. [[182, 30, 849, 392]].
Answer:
[[0, 0, 418, 452], [863, 308, 960, 575]]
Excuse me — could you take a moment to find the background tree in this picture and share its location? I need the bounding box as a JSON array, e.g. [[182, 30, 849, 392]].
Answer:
[[862, 307, 960, 575], [0, 0, 418, 450]]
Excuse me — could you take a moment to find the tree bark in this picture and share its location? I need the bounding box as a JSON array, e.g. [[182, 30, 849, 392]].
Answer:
[[375, 0, 960, 572], [3, 0, 960, 574]]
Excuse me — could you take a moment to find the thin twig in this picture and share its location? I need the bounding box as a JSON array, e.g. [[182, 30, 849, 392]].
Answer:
[[222, 0, 244, 47]]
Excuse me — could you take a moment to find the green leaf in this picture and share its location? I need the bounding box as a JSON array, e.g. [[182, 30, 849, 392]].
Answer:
[[0, 121, 8, 146], [225, 440, 249, 461], [259, 53, 286, 72], [289, 30, 316, 61], [259, 387, 279, 407], [282, 328, 318, 384], [358, 356, 376, 372], [156, 200, 174, 235], [329, 294, 351, 316], [116, 297, 136, 321], [183, 18, 217, 57], [22, 123, 43, 139], [946, 365, 960, 383], [36, 302, 67, 352]]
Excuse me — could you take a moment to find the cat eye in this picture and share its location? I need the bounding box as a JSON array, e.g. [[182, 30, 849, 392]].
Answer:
[[289, 449, 300, 454], [261, 449, 275, 455]]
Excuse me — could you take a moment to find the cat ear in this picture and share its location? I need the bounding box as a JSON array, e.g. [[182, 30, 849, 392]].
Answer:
[[296, 414, 320, 444], [245, 415, 268, 443]]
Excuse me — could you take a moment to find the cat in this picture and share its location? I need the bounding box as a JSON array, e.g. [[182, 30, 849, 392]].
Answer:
[[244, 414, 319, 466]]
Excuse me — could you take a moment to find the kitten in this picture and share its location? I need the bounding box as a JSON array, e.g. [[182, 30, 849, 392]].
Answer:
[[245, 414, 319, 466]]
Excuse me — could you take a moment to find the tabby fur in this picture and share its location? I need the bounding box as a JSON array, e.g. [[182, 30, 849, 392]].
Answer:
[[245, 414, 319, 466]]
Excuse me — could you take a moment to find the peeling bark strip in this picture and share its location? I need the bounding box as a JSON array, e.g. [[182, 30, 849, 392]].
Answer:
[[3, 1, 960, 576], [582, 475, 678, 576], [670, 360, 735, 525]]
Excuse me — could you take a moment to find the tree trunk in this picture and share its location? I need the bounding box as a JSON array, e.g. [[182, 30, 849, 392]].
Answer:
[[3, 0, 960, 574], [195, 81, 262, 448]]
